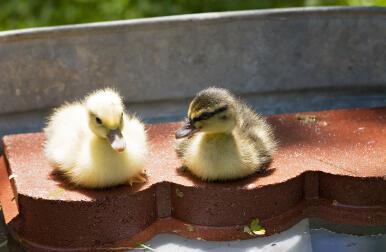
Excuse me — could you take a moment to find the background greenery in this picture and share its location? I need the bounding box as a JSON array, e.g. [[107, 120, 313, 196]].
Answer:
[[0, 0, 385, 31]]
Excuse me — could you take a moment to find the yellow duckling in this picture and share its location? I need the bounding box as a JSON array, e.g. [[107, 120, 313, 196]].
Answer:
[[174, 87, 276, 181], [44, 88, 147, 188]]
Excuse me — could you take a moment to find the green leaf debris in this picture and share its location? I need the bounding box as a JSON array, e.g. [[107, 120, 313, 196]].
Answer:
[[130, 238, 155, 251], [244, 218, 266, 236], [185, 224, 195, 232], [47, 189, 64, 198], [295, 114, 318, 122], [176, 188, 184, 197]]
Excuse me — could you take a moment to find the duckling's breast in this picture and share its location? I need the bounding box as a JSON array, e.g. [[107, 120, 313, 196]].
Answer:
[[70, 137, 134, 187], [184, 133, 252, 180]]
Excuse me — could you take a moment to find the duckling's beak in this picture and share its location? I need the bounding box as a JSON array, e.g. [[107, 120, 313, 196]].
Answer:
[[175, 120, 199, 139], [108, 128, 126, 152]]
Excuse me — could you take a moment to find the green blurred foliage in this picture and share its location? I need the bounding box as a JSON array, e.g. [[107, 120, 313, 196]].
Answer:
[[0, 0, 385, 31]]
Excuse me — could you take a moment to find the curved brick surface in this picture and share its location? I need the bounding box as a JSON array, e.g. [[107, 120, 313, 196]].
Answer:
[[0, 107, 385, 251]]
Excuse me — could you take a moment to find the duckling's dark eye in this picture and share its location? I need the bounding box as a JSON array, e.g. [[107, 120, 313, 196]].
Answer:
[[96, 117, 102, 124], [200, 112, 210, 120]]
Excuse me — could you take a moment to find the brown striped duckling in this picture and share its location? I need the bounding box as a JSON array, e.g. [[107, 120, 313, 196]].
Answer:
[[174, 87, 276, 181]]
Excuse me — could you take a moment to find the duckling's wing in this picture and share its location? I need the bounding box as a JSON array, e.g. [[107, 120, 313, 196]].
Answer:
[[44, 103, 89, 171], [121, 114, 148, 171], [236, 102, 277, 159]]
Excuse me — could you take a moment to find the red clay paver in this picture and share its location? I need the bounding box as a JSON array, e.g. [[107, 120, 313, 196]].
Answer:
[[0, 107, 385, 251]]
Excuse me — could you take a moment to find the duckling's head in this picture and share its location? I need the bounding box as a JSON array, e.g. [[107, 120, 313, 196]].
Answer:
[[176, 87, 236, 139], [85, 88, 126, 152]]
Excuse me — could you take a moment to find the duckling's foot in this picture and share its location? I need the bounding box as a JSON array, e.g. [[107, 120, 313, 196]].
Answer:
[[128, 174, 147, 186]]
